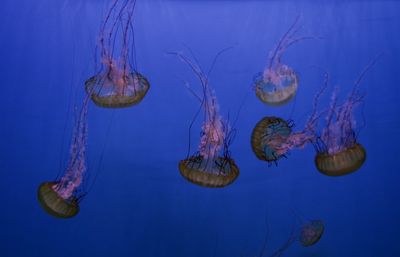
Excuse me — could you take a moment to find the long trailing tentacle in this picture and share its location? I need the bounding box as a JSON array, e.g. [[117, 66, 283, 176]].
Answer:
[[99, 0, 120, 61], [307, 69, 330, 128], [258, 214, 270, 257], [268, 14, 302, 69], [268, 224, 297, 257], [351, 52, 383, 100], [207, 46, 234, 78], [82, 110, 116, 200]]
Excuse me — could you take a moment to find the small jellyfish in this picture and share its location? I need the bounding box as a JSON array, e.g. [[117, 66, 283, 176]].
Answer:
[[85, 0, 150, 108], [170, 50, 239, 188], [299, 220, 325, 247], [313, 57, 380, 176], [250, 79, 326, 165], [37, 95, 89, 218], [254, 16, 316, 106], [256, 218, 324, 257]]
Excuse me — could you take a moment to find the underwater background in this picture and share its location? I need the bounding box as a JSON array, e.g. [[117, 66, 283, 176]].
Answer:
[[1, 0, 399, 256]]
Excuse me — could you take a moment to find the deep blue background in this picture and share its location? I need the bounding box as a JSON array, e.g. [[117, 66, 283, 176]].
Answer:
[[0, 0, 399, 256]]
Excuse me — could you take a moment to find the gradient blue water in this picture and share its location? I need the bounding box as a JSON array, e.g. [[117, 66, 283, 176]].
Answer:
[[0, 0, 399, 256]]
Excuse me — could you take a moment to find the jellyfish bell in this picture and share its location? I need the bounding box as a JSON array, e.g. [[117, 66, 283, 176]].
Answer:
[[292, 211, 325, 248], [85, 69, 150, 108], [172, 49, 239, 188], [255, 65, 299, 106], [315, 143, 366, 176], [179, 156, 239, 188], [37, 182, 80, 218], [87, 0, 150, 108], [251, 116, 293, 163], [299, 220, 325, 247]]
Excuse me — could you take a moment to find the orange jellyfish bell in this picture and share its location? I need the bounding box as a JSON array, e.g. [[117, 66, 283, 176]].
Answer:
[[85, 71, 150, 108], [38, 182, 80, 218], [315, 143, 366, 176], [179, 157, 239, 188]]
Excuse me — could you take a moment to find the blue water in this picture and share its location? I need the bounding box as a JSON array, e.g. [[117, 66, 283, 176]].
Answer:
[[1, 0, 399, 256]]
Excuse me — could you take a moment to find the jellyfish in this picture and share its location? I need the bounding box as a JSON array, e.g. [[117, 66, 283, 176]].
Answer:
[[251, 75, 327, 165], [85, 0, 150, 108], [313, 57, 380, 176], [256, 219, 324, 257], [170, 50, 239, 188], [299, 220, 324, 247], [37, 95, 89, 218], [313, 88, 366, 176], [254, 16, 316, 106]]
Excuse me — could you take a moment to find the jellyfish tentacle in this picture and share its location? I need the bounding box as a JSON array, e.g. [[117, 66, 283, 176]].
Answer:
[[351, 52, 383, 100], [181, 79, 202, 102], [56, 94, 90, 199], [268, 227, 297, 257], [268, 14, 302, 69], [99, 0, 120, 61], [207, 46, 234, 77]]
